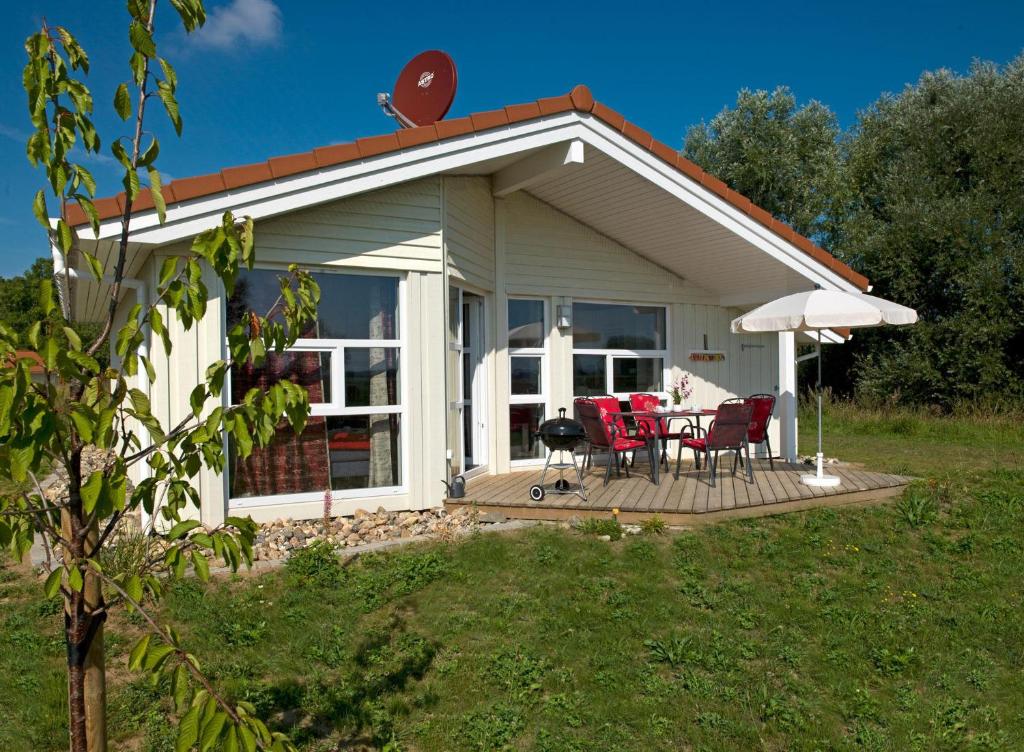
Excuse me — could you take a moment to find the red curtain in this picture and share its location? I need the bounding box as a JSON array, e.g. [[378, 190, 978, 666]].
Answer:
[[230, 352, 331, 497]]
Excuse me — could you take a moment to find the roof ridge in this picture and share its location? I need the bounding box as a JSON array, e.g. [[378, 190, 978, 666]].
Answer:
[[65, 84, 867, 291]]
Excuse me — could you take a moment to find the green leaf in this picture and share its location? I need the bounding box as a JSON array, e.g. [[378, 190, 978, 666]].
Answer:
[[199, 710, 227, 751], [56, 218, 73, 254], [125, 574, 144, 604], [157, 81, 182, 136], [176, 703, 200, 752], [68, 565, 83, 593], [190, 550, 210, 582], [149, 167, 166, 224], [32, 189, 49, 229], [172, 664, 190, 712], [167, 519, 201, 540], [80, 471, 104, 515], [81, 250, 104, 282], [128, 20, 157, 57], [114, 82, 131, 120], [39, 278, 56, 316], [129, 634, 151, 671], [44, 568, 63, 599]]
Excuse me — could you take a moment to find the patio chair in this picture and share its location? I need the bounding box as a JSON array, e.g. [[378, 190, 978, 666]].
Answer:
[[744, 393, 776, 470], [579, 395, 650, 469], [575, 398, 657, 486], [629, 393, 695, 470], [676, 401, 754, 486]]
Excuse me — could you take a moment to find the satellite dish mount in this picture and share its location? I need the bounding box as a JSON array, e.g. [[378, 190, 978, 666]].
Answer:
[[378, 50, 458, 129]]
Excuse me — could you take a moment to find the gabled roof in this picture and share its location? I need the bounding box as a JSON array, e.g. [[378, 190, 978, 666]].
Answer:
[[66, 84, 867, 291]]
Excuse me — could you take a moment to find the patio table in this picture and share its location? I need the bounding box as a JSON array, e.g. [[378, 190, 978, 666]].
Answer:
[[610, 408, 717, 484]]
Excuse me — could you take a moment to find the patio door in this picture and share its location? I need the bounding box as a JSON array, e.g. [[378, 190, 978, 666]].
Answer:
[[448, 287, 489, 479]]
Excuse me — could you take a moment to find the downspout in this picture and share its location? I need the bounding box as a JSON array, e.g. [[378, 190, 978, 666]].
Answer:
[[51, 241, 154, 529]]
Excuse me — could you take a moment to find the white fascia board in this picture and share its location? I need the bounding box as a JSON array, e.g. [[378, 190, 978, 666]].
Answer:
[[89, 113, 581, 245], [574, 115, 863, 294], [81, 110, 861, 298]]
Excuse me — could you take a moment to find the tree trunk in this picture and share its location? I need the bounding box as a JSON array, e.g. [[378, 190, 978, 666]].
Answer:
[[63, 450, 108, 752]]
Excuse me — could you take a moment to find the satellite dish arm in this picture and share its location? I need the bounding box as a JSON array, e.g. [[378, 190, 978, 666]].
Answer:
[[377, 92, 417, 129]]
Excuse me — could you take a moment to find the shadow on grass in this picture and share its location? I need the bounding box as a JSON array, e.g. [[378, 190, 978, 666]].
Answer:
[[251, 612, 438, 748]]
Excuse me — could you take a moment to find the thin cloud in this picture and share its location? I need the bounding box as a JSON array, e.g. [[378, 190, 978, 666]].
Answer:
[[0, 123, 29, 143], [188, 0, 282, 51]]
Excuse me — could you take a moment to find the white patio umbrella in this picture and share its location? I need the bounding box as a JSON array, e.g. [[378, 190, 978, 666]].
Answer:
[[731, 289, 918, 487]]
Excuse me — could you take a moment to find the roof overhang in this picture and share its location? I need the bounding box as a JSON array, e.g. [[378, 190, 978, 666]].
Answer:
[[58, 107, 865, 322]]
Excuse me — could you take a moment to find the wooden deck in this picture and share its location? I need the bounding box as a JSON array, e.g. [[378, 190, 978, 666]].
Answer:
[[446, 459, 911, 524]]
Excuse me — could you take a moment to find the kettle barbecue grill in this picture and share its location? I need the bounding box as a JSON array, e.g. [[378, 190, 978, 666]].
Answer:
[[529, 407, 587, 501]]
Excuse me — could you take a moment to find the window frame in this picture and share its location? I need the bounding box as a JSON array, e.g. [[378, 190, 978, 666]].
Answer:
[[571, 299, 670, 399], [508, 296, 549, 466], [225, 267, 409, 509]]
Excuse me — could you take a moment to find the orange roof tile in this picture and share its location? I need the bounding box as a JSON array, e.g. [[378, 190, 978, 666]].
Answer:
[[65, 85, 868, 291]]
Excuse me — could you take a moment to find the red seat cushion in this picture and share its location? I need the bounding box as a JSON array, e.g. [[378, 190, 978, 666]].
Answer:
[[613, 437, 647, 451], [682, 437, 706, 451]]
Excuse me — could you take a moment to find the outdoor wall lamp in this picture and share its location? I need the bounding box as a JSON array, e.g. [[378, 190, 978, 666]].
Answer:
[[556, 304, 572, 329]]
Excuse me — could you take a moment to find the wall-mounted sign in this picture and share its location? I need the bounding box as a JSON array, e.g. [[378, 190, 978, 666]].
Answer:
[[689, 350, 726, 362]]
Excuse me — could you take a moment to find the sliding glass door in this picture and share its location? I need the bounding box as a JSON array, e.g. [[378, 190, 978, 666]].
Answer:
[[448, 286, 489, 478]]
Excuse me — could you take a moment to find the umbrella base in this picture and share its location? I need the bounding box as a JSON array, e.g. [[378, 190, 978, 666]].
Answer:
[[801, 473, 842, 487], [801, 452, 842, 487]]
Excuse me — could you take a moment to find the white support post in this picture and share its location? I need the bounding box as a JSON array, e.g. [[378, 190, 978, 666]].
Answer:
[[777, 331, 797, 462]]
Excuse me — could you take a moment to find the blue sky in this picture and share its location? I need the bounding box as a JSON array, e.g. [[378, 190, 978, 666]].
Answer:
[[1, 0, 1022, 276]]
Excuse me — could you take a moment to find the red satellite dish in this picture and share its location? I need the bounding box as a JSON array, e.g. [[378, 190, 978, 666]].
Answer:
[[377, 50, 457, 128]]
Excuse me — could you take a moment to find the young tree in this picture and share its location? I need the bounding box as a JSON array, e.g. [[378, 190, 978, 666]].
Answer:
[[683, 86, 845, 242], [1, 2, 318, 751]]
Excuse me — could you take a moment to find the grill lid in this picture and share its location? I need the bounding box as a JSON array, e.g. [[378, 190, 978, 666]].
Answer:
[[537, 407, 586, 449]]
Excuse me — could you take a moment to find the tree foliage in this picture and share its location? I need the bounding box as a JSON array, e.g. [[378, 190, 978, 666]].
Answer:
[[683, 86, 845, 241], [684, 63, 1024, 408], [838, 58, 1024, 406], [2, 2, 317, 751]]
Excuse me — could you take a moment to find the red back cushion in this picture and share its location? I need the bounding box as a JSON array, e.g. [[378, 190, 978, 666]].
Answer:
[[629, 393, 661, 435], [591, 396, 626, 432], [746, 395, 775, 442]]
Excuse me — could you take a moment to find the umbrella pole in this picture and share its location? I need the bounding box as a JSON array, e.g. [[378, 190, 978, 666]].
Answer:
[[817, 339, 823, 477], [802, 333, 840, 487]]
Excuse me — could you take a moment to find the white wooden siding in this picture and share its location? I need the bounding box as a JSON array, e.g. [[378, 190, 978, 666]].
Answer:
[[444, 176, 495, 290], [504, 191, 713, 303], [253, 178, 443, 273]]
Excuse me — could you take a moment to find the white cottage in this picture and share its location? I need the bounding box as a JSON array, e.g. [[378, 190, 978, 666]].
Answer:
[[56, 85, 868, 524]]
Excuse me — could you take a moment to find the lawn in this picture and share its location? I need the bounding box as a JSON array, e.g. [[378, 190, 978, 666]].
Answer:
[[2, 407, 1023, 751]]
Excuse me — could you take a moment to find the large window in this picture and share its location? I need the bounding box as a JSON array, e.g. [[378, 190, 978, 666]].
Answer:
[[227, 269, 404, 504], [572, 302, 667, 397], [508, 298, 547, 462]]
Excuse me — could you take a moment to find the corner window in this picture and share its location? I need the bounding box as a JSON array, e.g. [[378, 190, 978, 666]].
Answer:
[[226, 270, 403, 504], [572, 302, 667, 396]]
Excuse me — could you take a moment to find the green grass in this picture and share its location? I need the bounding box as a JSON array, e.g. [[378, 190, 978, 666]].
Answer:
[[799, 398, 1024, 476], [3, 412, 1024, 751]]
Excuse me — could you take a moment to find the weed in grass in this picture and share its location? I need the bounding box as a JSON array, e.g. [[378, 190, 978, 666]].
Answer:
[[574, 517, 622, 540], [458, 702, 525, 751], [640, 515, 666, 535], [870, 645, 917, 676], [486, 648, 548, 699], [897, 483, 940, 528], [284, 538, 343, 587], [645, 633, 696, 667]]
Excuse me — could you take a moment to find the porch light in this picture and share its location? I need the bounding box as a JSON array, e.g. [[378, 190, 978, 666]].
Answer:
[[556, 304, 572, 329]]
